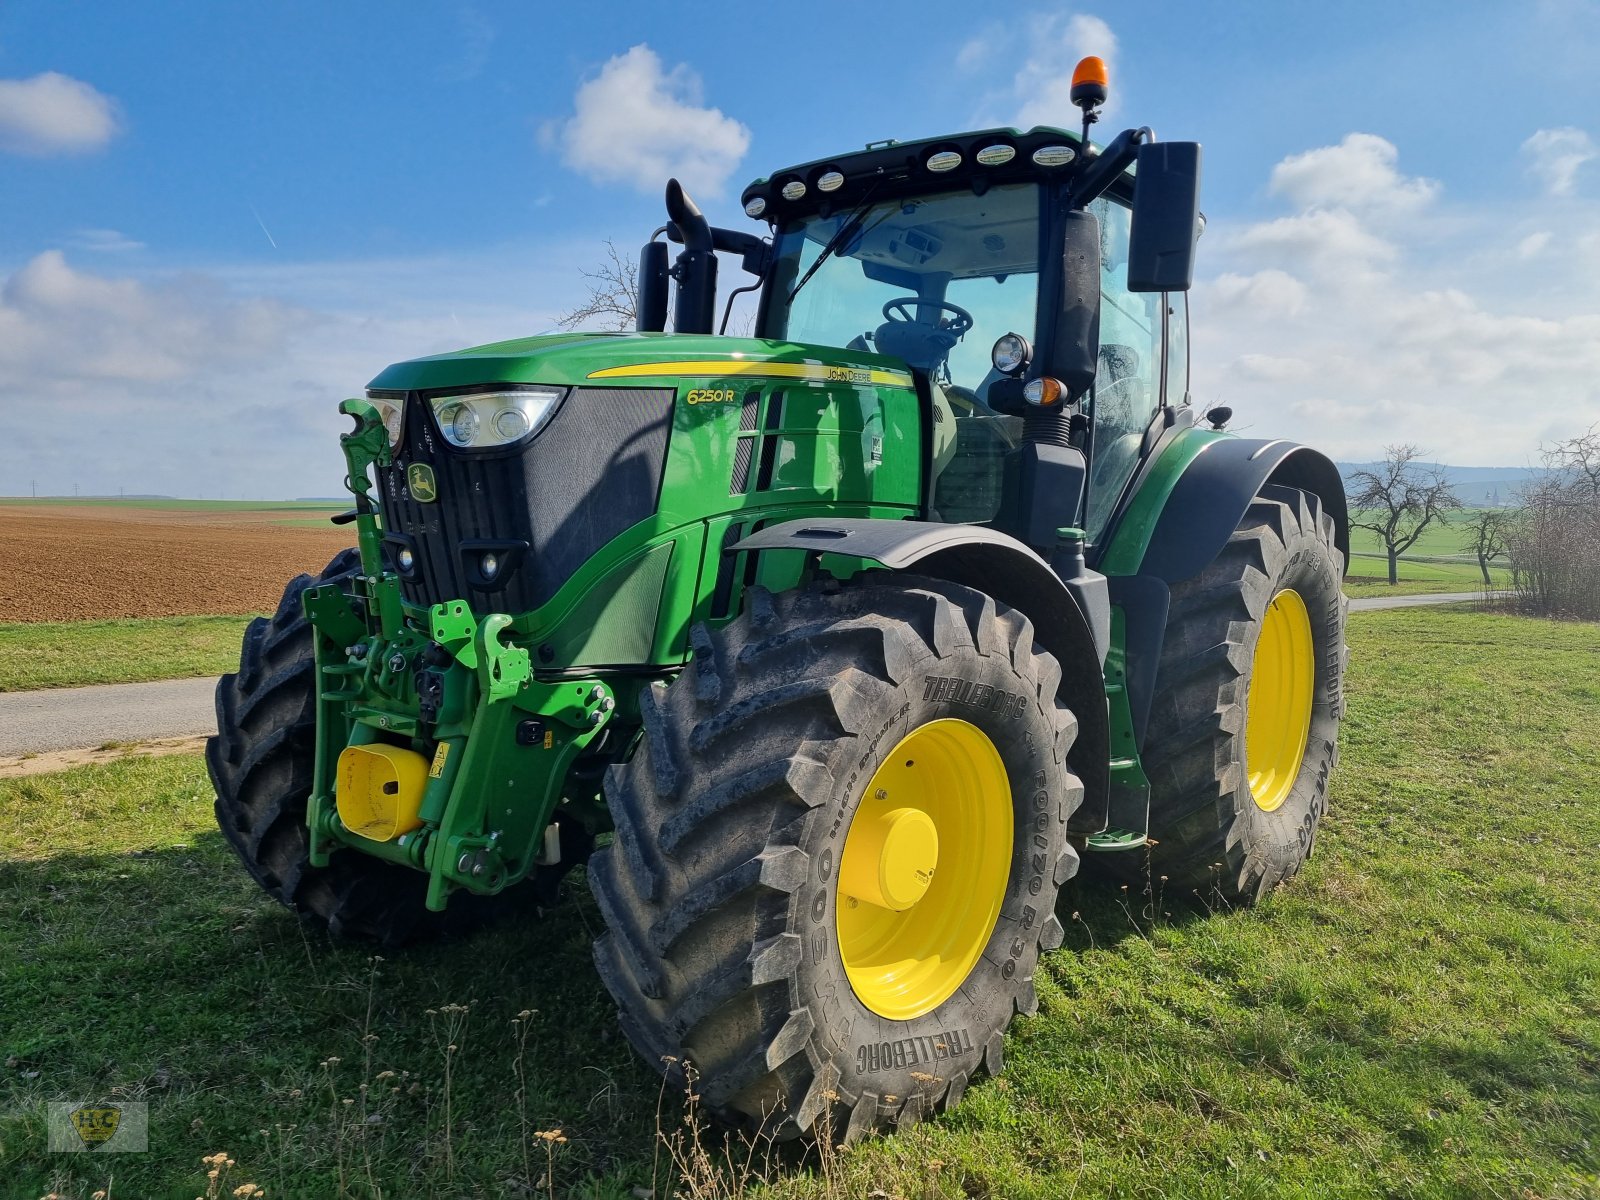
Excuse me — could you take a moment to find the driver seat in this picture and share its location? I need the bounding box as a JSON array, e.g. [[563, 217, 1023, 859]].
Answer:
[[871, 319, 959, 373]]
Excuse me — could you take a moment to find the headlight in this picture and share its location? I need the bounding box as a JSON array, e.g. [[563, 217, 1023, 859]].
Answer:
[[368, 395, 405, 451], [991, 332, 1032, 377], [428, 387, 563, 449]]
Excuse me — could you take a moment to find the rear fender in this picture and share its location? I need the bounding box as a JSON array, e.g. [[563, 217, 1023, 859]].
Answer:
[[1106, 436, 1349, 753], [730, 519, 1111, 834], [1136, 438, 1349, 583]]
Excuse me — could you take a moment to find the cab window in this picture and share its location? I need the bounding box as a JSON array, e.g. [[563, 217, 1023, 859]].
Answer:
[[1084, 197, 1162, 544]]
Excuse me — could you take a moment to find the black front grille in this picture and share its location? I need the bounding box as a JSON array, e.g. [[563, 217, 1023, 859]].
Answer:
[[378, 386, 674, 614]]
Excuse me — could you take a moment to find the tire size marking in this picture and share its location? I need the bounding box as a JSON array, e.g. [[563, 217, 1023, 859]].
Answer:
[[855, 1027, 973, 1075], [922, 676, 1026, 719]]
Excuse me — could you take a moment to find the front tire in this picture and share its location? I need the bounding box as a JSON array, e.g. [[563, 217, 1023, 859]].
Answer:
[[1129, 485, 1347, 901], [589, 577, 1082, 1140]]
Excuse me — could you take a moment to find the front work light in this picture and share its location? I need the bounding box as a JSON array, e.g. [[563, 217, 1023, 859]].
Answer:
[[991, 332, 1032, 376], [429, 387, 563, 450]]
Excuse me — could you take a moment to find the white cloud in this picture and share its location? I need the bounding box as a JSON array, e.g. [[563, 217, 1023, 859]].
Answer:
[[1522, 126, 1596, 196], [1228, 208, 1397, 276], [0, 72, 119, 155], [968, 12, 1118, 129], [1192, 135, 1600, 465], [0, 239, 604, 498], [1517, 230, 1551, 259], [0, 251, 305, 385], [543, 45, 751, 197], [69, 228, 145, 254], [1268, 133, 1438, 217], [1208, 269, 1309, 318], [955, 33, 995, 73]]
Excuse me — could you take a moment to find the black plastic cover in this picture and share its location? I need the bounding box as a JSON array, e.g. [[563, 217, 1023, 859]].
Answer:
[[1128, 141, 1202, 293], [379, 387, 674, 614]]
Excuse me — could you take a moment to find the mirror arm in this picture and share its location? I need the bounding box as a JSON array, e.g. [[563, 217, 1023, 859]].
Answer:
[[1069, 126, 1151, 210]]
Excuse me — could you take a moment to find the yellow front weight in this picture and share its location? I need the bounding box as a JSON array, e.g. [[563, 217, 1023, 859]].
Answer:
[[336, 743, 430, 841]]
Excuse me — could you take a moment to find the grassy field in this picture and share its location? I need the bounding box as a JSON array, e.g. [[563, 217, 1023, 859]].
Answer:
[[1344, 509, 1513, 598], [3, 608, 1597, 1199], [1342, 557, 1508, 599], [0, 616, 250, 692]]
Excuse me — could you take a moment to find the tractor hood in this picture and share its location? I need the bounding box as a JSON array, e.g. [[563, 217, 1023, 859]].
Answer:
[[366, 331, 914, 394]]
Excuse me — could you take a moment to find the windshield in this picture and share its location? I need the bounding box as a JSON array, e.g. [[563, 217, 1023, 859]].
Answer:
[[765, 184, 1041, 398], [763, 184, 1042, 525]]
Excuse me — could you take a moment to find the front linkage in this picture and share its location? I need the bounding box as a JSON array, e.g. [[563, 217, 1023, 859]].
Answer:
[[299, 400, 631, 911]]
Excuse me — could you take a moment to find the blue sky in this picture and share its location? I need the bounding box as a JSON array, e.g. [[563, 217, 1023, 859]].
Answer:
[[3, 0, 1598, 497]]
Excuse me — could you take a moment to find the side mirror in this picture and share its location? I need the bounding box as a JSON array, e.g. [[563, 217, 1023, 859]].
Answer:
[[1128, 141, 1201, 292]]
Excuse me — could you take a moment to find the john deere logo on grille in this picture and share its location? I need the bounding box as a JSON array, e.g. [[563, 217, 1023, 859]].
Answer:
[[70, 1106, 121, 1146], [407, 463, 437, 503]]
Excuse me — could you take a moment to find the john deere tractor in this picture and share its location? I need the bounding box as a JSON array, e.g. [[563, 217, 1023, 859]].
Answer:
[[208, 59, 1347, 1140]]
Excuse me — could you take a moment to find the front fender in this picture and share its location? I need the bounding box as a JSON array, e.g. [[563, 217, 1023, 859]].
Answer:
[[730, 519, 1112, 835]]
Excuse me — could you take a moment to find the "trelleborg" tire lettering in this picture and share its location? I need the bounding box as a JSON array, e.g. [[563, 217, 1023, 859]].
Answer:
[[922, 676, 1026, 718], [855, 1027, 974, 1074]]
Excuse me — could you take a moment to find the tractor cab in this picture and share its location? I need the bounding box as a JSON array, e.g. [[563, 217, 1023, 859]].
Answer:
[[641, 73, 1203, 562], [755, 164, 1176, 540]]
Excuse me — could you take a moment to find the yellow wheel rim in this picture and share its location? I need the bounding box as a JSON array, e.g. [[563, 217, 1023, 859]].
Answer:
[[836, 718, 1012, 1020], [1245, 588, 1316, 812]]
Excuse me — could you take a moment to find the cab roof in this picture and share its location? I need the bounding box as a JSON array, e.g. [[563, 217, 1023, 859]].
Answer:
[[740, 125, 1095, 222]]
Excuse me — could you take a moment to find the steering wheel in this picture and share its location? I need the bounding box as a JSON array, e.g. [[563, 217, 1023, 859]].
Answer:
[[882, 297, 974, 337]]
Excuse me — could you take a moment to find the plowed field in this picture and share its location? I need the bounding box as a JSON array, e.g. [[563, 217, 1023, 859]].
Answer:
[[0, 502, 353, 621]]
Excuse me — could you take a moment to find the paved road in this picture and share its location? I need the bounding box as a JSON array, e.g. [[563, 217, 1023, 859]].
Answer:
[[1348, 591, 1495, 612], [0, 591, 1497, 758], [0, 676, 218, 757]]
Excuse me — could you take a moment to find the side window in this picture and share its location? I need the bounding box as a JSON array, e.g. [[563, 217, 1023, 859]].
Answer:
[[1165, 292, 1189, 405], [1085, 198, 1162, 544]]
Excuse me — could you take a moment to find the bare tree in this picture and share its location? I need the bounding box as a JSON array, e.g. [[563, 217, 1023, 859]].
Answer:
[[1506, 425, 1600, 619], [1346, 444, 1463, 585], [555, 240, 639, 331], [1462, 507, 1514, 589]]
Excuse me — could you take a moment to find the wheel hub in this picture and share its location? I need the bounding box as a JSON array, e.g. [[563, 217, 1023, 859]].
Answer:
[[838, 807, 939, 911]]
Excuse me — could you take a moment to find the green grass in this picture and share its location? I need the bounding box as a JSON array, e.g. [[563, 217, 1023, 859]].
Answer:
[[0, 616, 251, 692], [1344, 509, 1513, 598], [1342, 557, 1508, 599], [2, 610, 1597, 1199]]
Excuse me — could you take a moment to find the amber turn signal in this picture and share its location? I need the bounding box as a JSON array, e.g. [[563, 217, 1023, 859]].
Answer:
[[1023, 377, 1065, 407]]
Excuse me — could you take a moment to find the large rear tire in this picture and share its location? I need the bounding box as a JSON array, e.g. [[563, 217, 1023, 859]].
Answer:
[[589, 576, 1082, 1141], [206, 550, 555, 944], [1118, 485, 1346, 902]]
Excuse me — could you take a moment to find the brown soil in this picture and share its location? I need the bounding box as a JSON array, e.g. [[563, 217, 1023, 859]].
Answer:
[[0, 735, 207, 778], [0, 504, 355, 622]]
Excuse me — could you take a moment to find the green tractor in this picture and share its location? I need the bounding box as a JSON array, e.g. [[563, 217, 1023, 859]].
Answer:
[[208, 59, 1347, 1140]]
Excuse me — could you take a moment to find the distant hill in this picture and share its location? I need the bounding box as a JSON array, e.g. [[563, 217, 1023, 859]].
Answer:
[[1337, 462, 1545, 507]]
